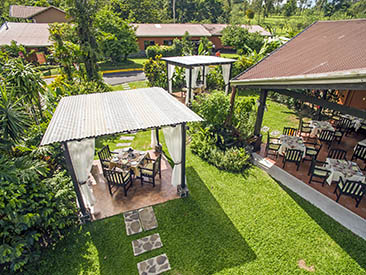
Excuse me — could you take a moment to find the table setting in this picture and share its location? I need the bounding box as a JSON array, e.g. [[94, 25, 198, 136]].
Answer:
[[325, 158, 365, 185], [109, 148, 148, 177], [310, 120, 335, 137], [278, 135, 306, 157]]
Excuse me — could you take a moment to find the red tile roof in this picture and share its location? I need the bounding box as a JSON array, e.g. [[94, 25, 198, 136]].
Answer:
[[133, 23, 270, 38], [234, 20, 366, 81], [203, 24, 270, 36]]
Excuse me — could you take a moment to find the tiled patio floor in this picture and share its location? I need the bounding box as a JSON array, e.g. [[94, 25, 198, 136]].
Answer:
[[90, 151, 179, 220], [259, 131, 366, 219]]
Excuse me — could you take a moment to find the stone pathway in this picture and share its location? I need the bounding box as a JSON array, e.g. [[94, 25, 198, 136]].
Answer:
[[124, 206, 172, 274], [122, 83, 130, 90], [132, 233, 163, 256], [137, 253, 171, 275], [139, 206, 158, 231], [123, 210, 143, 236], [120, 136, 135, 141], [116, 142, 132, 147]]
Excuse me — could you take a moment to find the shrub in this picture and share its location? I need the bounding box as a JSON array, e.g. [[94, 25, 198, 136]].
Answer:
[[145, 44, 178, 59], [0, 156, 78, 273], [143, 55, 167, 88]]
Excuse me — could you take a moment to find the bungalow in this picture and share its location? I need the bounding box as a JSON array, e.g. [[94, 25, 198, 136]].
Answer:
[[133, 23, 271, 51], [9, 5, 69, 23]]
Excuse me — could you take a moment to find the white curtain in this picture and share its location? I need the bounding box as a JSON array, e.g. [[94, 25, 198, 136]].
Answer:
[[192, 67, 200, 89], [163, 126, 185, 187], [67, 138, 96, 211], [151, 129, 157, 148], [222, 64, 231, 95], [185, 69, 190, 105], [167, 64, 175, 93], [203, 66, 210, 88]]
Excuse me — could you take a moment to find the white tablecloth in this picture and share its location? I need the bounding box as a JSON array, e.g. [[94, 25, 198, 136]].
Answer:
[[358, 138, 366, 147], [278, 135, 306, 158], [310, 120, 335, 137], [325, 158, 365, 185], [341, 114, 364, 131]]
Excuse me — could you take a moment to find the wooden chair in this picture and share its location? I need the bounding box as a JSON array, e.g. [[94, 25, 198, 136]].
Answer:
[[103, 168, 133, 196], [317, 129, 335, 149], [265, 132, 280, 159], [327, 148, 347, 160], [282, 148, 303, 171], [139, 154, 162, 187], [308, 159, 330, 185], [283, 127, 297, 136], [98, 145, 117, 168], [334, 178, 365, 207], [303, 140, 322, 162], [337, 116, 353, 135], [299, 121, 312, 137], [351, 143, 366, 169]]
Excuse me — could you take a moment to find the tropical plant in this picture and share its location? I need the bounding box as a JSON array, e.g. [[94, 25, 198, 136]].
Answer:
[[143, 55, 167, 88], [198, 37, 213, 55]]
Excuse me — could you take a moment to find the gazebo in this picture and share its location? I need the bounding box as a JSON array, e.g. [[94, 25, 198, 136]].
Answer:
[[162, 55, 236, 104], [41, 87, 203, 220]]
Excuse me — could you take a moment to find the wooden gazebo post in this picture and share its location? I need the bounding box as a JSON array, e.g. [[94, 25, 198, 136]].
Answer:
[[254, 89, 268, 136], [178, 122, 188, 197]]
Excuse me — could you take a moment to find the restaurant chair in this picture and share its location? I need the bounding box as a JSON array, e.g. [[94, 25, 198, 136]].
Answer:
[[303, 140, 322, 162], [327, 148, 347, 160], [334, 127, 346, 144], [317, 129, 335, 149], [308, 159, 330, 185], [103, 168, 133, 196], [351, 144, 366, 169], [98, 145, 118, 169], [265, 132, 280, 159], [337, 116, 353, 136], [282, 148, 303, 171], [283, 127, 297, 136], [139, 154, 162, 187], [299, 121, 312, 137], [334, 178, 366, 208]]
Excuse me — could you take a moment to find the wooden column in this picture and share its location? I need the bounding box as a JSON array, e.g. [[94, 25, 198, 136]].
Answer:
[[62, 142, 89, 219], [254, 90, 268, 136], [316, 90, 328, 120], [181, 123, 186, 189], [155, 127, 160, 145], [166, 62, 170, 93]]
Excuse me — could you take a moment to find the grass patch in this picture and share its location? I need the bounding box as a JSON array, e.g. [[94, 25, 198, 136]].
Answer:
[[111, 81, 148, 91], [31, 147, 366, 274]]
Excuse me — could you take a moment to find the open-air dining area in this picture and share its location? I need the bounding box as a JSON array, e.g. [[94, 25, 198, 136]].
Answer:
[[259, 117, 366, 218]]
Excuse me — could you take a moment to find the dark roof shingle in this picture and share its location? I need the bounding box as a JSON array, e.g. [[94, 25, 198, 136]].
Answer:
[[9, 5, 48, 19]]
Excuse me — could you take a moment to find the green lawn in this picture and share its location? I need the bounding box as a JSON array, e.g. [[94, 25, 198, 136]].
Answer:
[[28, 92, 366, 274], [30, 147, 366, 274], [111, 80, 148, 91]]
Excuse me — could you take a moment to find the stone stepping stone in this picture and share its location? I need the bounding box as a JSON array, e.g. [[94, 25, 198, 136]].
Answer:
[[137, 253, 171, 275], [138, 206, 158, 231], [132, 233, 163, 256], [120, 136, 135, 141], [123, 210, 143, 236], [116, 142, 132, 147]]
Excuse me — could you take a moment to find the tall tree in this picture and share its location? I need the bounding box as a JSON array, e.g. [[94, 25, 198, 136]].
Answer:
[[67, 0, 101, 81]]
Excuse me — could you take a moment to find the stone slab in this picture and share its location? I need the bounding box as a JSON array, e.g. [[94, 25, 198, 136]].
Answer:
[[120, 136, 135, 141], [116, 142, 132, 147], [139, 206, 158, 231], [132, 233, 163, 256], [137, 253, 171, 275], [123, 210, 143, 236]]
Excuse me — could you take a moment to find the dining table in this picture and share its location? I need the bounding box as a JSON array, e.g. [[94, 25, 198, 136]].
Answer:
[[325, 158, 365, 185], [278, 135, 306, 158], [310, 120, 335, 137], [109, 148, 148, 177]]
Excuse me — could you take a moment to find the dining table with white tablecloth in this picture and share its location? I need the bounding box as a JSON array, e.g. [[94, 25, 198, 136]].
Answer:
[[278, 135, 306, 158], [341, 114, 365, 131], [109, 148, 148, 177], [309, 120, 335, 137], [325, 158, 365, 185]]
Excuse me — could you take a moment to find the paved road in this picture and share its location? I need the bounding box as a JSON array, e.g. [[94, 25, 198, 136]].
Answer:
[[44, 71, 145, 85]]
